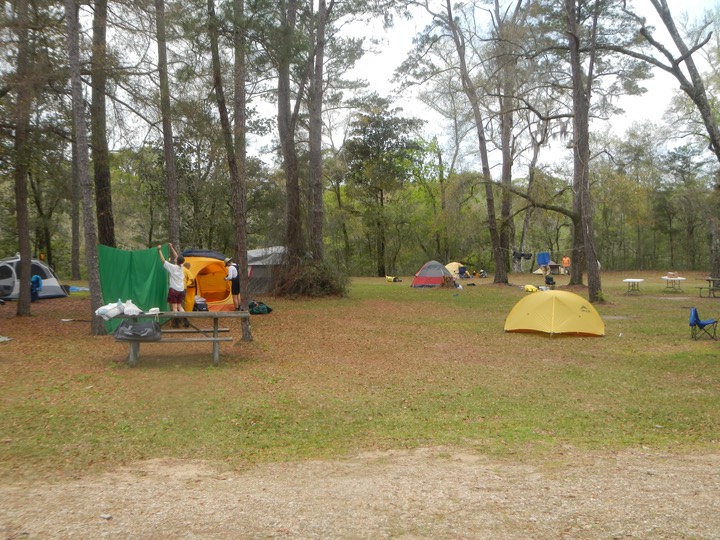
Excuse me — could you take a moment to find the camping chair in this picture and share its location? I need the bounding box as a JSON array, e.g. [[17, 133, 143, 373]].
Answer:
[[689, 307, 718, 340]]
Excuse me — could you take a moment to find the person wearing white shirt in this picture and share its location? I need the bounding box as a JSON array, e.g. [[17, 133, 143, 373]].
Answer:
[[158, 243, 187, 327], [224, 257, 240, 310]]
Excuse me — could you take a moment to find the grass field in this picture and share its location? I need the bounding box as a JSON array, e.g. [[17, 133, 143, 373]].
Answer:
[[1, 271, 718, 481]]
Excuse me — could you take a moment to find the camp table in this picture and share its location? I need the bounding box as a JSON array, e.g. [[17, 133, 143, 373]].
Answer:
[[661, 275, 686, 293], [108, 310, 250, 367], [622, 278, 644, 295]]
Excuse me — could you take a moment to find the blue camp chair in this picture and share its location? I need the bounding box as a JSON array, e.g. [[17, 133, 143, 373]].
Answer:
[[689, 307, 717, 340]]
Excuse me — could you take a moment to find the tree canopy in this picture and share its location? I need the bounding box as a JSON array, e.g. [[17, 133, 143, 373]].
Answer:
[[2, 0, 720, 314]]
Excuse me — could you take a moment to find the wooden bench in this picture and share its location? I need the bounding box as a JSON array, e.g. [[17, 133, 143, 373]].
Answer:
[[697, 286, 720, 298], [109, 311, 251, 367]]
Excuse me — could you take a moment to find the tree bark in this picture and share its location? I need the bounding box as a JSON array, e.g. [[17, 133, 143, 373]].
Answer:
[[91, 0, 116, 247], [308, 0, 331, 262], [66, 0, 105, 334], [71, 133, 81, 280], [13, 0, 33, 316], [208, 0, 252, 340], [444, 0, 505, 283], [233, 0, 252, 341], [155, 0, 181, 248], [494, 0, 519, 278], [566, 0, 602, 301], [278, 0, 303, 262]]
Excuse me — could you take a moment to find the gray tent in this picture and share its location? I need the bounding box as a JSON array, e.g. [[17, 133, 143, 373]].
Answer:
[[0, 254, 67, 300], [248, 246, 286, 295]]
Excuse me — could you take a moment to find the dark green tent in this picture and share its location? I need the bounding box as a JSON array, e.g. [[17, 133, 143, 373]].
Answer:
[[98, 245, 169, 332]]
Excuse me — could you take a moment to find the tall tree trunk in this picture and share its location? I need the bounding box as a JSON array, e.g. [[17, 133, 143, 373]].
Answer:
[[91, 0, 116, 247], [233, 0, 251, 341], [29, 171, 57, 266], [13, 0, 33, 316], [445, 0, 505, 283], [71, 132, 81, 280], [278, 0, 303, 262], [308, 0, 331, 261], [376, 194, 386, 277], [66, 0, 105, 334], [437, 146, 449, 263], [330, 175, 351, 269], [208, 0, 252, 340], [155, 0, 181, 248], [711, 216, 720, 277], [494, 0, 518, 277], [566, 0, 601, 301], [499, 85, 513, 275]]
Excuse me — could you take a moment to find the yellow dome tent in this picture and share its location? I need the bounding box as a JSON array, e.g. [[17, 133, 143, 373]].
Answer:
[[446, 261, 474, 279], [182, 250, 234, 312], [445, 261, 464, 278], [504, 290, 604, 336]]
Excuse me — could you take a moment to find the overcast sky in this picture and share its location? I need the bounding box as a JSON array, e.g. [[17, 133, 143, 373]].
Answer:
[[346, 0, 718, 160]]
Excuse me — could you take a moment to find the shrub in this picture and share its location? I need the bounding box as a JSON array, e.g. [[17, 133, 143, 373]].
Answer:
[[274, 259, 348, 297]]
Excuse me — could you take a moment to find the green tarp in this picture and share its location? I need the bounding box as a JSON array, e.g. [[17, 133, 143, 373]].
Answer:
[[98, 245, 169, 332]]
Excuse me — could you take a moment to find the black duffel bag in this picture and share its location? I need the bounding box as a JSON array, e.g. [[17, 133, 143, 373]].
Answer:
[[114, 320, 162, 341]]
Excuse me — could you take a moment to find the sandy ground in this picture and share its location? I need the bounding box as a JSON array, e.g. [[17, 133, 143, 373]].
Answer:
[[2, 447, 720, 539]]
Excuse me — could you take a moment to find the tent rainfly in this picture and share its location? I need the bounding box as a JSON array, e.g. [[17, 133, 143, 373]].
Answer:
[[411, 260, 454, 288], [504, 290, 604, 336], [247, 246, 285, 295]]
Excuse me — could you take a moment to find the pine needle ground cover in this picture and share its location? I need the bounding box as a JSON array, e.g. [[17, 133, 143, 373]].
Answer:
[[1, 272, 718, 481]]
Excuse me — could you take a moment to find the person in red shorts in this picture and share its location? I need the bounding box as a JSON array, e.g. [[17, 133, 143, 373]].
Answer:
[[158, 243, 187, 327]]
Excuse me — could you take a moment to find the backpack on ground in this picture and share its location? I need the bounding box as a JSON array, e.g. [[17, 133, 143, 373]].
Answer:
[[248, 300, 272, 315]]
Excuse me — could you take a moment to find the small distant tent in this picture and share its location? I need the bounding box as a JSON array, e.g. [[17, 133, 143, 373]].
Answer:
[[534, 252, 560, 274], [411, 260, 454, 288], [247, 246, 286, 295], [445, 261, 469, 279], [533, 261, 561, 275], [504, 290, 604, 336], [0, 254, 67, 300], [182, 249, 234, 311]]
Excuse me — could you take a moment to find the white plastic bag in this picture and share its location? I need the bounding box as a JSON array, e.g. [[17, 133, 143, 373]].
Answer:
[[123, 299, 141, 316], [95, 299, 124, 320]]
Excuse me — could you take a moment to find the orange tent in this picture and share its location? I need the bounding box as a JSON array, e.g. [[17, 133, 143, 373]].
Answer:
[[182, 251, 234, 311]]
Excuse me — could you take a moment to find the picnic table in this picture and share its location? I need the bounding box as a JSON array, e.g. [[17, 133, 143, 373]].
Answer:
[[108, 310, 251, 367], [697, 277, 720, 298]]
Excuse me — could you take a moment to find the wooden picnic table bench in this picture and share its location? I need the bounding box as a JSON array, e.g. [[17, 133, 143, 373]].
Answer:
[[696, 278, 720, 298], [697, 286, 720, 298], [108, 310, 251, 367]]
